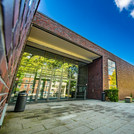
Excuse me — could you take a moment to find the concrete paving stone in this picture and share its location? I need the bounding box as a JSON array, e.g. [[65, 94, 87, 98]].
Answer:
[[41, 118, 58, 124], [2, 122, 23, 130], [42, 125, 69, 134], [5, 117, 21, 124], [32, 130, 50, 134], [129, 120, 134, 125], [80, 119, 93, 125], [51, 105, 65, 109], [61, 126, 91, 134], [105, 119, 127, 131], [122, 117, 134, 122], [73, 116, 88, 122], [112, 128, 134, 134], [62, 112, 69, 115], [34, 126, 69, 134], [0, 129, 19, 134], [85, 121, 104, 130], [102, 117, 117, 124], [18, 124, 45, 134], [59, 118, 76, 125], [21, 118, 39, 123], [20, 113, 35, 118], [57, 114, 76, 120], [64, 121, 84, 130], [86, 129, 102, 134], [121, 124, 134, 131], [1, 124, 45, 134], [95, 126, 116, 134], [22, 120, 43, 129], [43, 120, 64, 129]]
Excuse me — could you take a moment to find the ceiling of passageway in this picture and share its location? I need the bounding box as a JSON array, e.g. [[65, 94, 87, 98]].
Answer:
[[27, 26, 100, 63]]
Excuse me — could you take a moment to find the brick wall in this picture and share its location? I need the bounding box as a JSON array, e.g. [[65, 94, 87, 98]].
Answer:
[[87, 57, 103, 100], [0, 0, 39, 121], [33, 12, 134, 100]]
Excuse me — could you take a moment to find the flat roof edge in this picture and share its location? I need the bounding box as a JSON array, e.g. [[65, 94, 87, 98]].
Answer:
[[33, 11, 134, 67]]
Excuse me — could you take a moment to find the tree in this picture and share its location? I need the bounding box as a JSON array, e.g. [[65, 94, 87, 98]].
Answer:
[[109, 69, 117, 89]]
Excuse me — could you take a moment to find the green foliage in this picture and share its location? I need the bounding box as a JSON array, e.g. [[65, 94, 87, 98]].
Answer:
[[109, 70, 117, 89], [130, 93, 133, 98], [17, 52, 78, 81], [104, 89, 118, 102], [15, 88, 20, 92]]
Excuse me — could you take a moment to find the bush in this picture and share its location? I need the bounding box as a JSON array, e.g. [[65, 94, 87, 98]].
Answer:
[[104, 89, 118, 102]]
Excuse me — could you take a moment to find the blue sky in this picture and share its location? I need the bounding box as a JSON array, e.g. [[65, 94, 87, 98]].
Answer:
[[38, 0, 134, 65]]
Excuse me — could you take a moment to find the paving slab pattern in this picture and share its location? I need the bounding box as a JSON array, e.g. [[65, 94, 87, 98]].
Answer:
[[1, 100, 134, 134]]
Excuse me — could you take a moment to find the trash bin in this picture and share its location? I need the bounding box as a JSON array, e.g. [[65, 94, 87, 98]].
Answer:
[[14, 91, 28, 112], [71, 91, 75, 98], [101, 92, 105, 101]]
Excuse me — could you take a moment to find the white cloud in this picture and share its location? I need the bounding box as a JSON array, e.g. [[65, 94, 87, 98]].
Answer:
[[130, 10, 134, 17], [114, 0, 134, 18], [114, 0, 132, 11]]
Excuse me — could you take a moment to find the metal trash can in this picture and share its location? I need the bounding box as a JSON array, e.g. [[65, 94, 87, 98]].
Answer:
[[14, 91, 28, 112], [101, 92, 105, 101]]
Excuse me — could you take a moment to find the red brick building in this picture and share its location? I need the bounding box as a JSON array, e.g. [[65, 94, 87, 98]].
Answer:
[[0, 0, 134, 126]]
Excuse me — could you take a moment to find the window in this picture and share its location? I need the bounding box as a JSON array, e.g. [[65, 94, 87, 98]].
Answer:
[[108, 59, 117, 89], [24, 84, 27, 89], [29, 0, 33, 7], [18, 84, 21, 88], [30, 85, 33, 89]]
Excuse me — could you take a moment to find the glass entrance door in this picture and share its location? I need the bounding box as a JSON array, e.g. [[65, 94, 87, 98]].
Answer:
[[68, 80, 77, 99]]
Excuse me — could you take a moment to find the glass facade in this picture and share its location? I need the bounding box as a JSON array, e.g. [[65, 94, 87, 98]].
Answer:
[[108, 59, 117, 89], [10, 48, 80, 102]]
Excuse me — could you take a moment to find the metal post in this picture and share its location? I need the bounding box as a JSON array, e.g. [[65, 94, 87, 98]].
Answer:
[[84, 89, 86, 100], [35, 68, 43, 102], [75, 65, 79, 99], [47, 68, 54, 101], [58, 68, 63, 100], [67, 80, 71, 99]]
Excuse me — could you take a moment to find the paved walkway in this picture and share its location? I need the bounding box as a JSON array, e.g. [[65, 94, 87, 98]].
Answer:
[[1, 100, 134, 134]]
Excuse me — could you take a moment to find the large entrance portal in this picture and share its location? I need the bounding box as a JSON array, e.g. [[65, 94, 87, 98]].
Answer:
[[10, 25, 101, 103]]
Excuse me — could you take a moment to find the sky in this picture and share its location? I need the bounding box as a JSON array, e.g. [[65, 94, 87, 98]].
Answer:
[[38, 0, 134, 65]]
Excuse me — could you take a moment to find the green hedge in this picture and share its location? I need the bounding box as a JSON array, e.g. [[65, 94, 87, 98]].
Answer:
[[104, 89, 119, 102]]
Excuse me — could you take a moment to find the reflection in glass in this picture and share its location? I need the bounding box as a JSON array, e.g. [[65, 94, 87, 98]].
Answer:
[[49, 78, 60, 99], [108, 59, 117, 89], [10, 50, 79, 103], [38, 79, 50, 99], [69, 81, 77, 98], [60, 80, 68, 99]]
